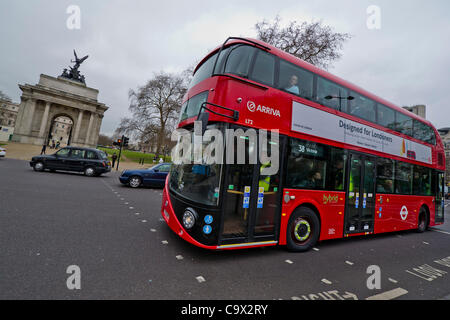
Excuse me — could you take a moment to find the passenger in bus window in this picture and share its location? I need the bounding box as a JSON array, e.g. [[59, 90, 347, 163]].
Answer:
[[304, 171, 322, 189], [333, 160, 345, 190], [377, 179, 393, 193], [285, 75, 300, 95]]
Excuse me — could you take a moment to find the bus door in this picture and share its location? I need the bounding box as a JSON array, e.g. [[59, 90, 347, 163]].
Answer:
[[344, 153, 376, 235], [219, 129, 282, 245], [435, 172, 445, 223]]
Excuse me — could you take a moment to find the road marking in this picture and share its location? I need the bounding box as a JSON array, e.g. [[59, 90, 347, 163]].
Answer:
[[141, 220, 147, 223], [365, 288, 408, 300], [345, 261, 354, 266], [176, 255, 184, 260], [129, 207, 134, 210], [432, 229, 450, 235], [423, 241, 429, 245], [161, 240, 168, 245], [196, 276, 206, 283], [285, 259, 293, 264], [405, 264, 447, 281], [150, 228, 156, 232], [313, 247, 320, 251], [388, 278, 398, 284], [292, 290, 357, 300], [321, 279, 332, 285], [135, 212, 140, 215], [125, 202, 129, 205]]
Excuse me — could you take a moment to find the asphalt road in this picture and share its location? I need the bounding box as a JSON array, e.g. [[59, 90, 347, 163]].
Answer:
[[1, 157, 450, 300]]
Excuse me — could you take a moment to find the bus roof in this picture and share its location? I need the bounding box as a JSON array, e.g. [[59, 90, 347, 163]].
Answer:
[[195, 37, 435, 129]]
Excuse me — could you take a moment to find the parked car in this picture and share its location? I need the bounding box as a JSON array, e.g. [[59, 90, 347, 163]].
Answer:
[[0, 146, 5, 158], [119, 163, 171, 188], [30, 146, 111, 177]]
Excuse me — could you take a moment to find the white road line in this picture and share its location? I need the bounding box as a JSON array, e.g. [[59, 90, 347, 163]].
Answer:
[[432, 229, 450, 235], [345, 261, 354, 266], [150, 228, 157, 232], [161, 240, 168, 245], [321, 279, 332, 285], [313, 247, 320, 251], [141, 220, 147, 223], [423, 241, 429, 245], [366, 288, 408, 300], [388, 278, 398, 284], [285, 259, 293, 264], [129, 207, 134, 210], [196, 276, 206, 283], [176, 255, 184, 260]]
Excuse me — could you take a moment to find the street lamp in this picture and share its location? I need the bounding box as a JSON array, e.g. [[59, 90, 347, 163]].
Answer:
[[325, 93, 354, 111]]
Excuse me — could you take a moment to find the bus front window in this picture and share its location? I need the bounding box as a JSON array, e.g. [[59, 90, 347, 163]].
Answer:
[[169, 124, 224, 206], [169, 163, 222, 206]]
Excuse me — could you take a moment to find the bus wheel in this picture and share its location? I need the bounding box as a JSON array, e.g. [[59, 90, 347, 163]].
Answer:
[[417, 207, 428, 233], [286, 206, 320, 252]]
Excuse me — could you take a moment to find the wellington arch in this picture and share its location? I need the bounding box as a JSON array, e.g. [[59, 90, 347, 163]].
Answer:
[[12, 73, 108, 148]]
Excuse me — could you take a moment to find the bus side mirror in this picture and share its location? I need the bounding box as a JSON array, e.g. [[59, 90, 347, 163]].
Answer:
[[197, 112, 209, 136]]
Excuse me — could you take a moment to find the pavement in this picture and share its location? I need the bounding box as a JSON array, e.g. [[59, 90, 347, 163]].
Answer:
[[1, 157, 450, 300]]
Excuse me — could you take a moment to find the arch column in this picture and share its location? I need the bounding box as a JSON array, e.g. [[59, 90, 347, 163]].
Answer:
[[38, 101, 51, 140], [84, 111, 94, 145], [73, 110, 84, 144], [23, 98, 37, 136]]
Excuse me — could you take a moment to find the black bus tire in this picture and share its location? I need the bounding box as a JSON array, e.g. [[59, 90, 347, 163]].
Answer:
[[417, 206, 428, 233], [286, 206, 320, 252]]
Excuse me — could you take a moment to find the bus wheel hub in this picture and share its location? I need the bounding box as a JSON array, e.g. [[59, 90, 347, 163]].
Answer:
[[294, 219, 311, 242]]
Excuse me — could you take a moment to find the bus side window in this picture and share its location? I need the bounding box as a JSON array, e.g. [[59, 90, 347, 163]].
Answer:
[[377, 104, 396, 130], [224, 45, 255, 78], [413, 165, 431, 196], [278, 60, 314, 99], [395, 162, 412, 194], [348, 92, 376, 123], [376, 158, 394, 193], [316, 77, 348, 111], [287, 138, 326, 190], [250, 50, 275, 86], [327, 148, 346, 191], [395, 112, 413, 137]]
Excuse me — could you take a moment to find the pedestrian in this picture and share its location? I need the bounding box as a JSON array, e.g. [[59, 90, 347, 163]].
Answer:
[[112, 152, 118, 167], [40, 143, 47, 155], [159, 157, 164, 164], [55, 140, 60, 149]]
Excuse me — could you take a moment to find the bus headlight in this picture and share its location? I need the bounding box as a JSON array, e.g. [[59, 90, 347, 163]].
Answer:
[[182, 208, 197, 230]]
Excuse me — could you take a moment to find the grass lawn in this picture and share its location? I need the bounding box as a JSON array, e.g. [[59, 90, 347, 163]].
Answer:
[[98, 147, 171, 164]]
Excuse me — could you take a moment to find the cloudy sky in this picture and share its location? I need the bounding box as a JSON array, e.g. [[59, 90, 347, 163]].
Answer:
[[1, 0, 449, 135]]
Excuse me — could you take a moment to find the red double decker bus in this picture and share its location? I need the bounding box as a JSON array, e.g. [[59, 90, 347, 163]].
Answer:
[[161, 37, 446, 251]]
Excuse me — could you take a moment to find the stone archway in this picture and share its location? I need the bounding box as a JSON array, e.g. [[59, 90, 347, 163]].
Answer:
[[47, 114, 74, 148], [12, 74, 108, 148]]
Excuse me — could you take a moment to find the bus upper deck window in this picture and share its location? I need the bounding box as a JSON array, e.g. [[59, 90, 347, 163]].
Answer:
[[278, 60, 313, 99]]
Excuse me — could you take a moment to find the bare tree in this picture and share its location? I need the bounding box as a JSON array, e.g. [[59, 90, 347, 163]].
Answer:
[[97, 134, 113, 146], [116, 71, 187, 156], [255, 16, 351, 69]]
